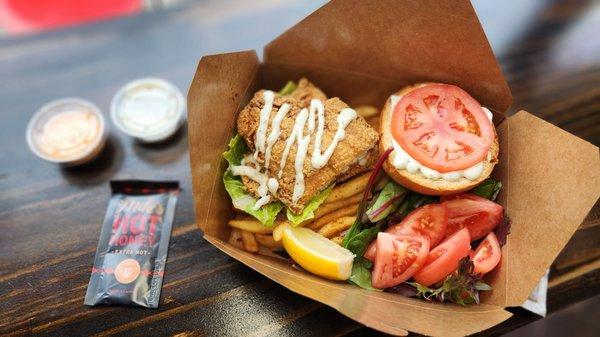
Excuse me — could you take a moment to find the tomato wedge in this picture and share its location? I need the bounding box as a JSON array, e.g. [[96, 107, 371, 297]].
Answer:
[[413, 228, 470, 286], [387, 204, 447, 247], [471, 232, 501, 275], [363, 204, 446, 261], [371, 233, 429, 289], [364, 240, 377, 261], [391, 83, 494, 173], [442, 193, 503, 241]]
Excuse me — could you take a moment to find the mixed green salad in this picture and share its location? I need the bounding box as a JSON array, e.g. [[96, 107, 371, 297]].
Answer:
[[341, 148, 508, 304]]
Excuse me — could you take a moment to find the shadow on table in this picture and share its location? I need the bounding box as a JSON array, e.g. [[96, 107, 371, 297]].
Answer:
[[132, 124, 188, 165], [504, 294, 600, 337], [60, 136, 124, 185]]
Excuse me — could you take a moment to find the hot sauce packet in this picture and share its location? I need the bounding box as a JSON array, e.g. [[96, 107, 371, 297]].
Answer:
[[84, 180, 180, 308]]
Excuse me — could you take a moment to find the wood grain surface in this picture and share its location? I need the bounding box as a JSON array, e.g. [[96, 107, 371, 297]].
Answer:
[[0, 0, 598, 336]]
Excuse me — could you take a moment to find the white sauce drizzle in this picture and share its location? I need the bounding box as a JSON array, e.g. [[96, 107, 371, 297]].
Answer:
[[278, 107, 308, 179], [241, 154, 258, 167], [307, 99, 318, 133], [311, 100, 357, 169], [253, 196, 271, 209], [264, 103, 290, 168], [231, 165, 271, 210], [267, 178, 279, 194], [253, 90, 275, 160], [281, 108, 310, 203], [357, 152, 369, 166], [389, 95, 492, 181], [233, 90, 360, 208], [293, 135, 311, 202]]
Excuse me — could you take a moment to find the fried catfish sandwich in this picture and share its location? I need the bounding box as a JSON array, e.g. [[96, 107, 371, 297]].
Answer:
[[222, 79, 379, 228]]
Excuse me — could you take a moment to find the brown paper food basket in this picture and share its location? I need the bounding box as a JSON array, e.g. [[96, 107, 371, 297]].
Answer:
[[186, 1, 600, 336]]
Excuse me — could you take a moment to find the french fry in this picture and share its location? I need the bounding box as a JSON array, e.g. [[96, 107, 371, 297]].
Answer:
[[240, 230, 259, 253], [228, 228, 243, 249], [330, 235, 345, 245], [272, 221, 290, 241], [355, 105, 379, 118], [308, 203, 358, 230], [324, 172, 370, 204], [228, 219, 275, 234], [255, 234, 283, 249], [313, 193, 362, 220], [318, 216, 356, 238]]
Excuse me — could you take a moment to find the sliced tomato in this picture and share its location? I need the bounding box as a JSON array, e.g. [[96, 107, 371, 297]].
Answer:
[[442, 193, 503, 241], [363, 204, 446, 261], [364, 240, 377, 261], [413, 228, 470, 286], [387, 204, 447, 247], [471, 232, 501, 275], [391, 83, 494, 173], [371, 233, 429, 289]]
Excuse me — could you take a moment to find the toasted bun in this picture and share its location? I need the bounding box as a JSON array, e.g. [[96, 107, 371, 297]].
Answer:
[[380, 84, 499, 195]]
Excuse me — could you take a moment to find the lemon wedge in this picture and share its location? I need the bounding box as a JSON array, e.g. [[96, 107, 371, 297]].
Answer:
[[282, 226, 355, 281]]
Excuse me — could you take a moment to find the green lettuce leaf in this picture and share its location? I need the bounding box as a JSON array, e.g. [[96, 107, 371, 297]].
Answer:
[[395, 192, 438, 218], [345, 226, 380, 290], [223, 134, 248, 166], [346, 226, 380, 258], [222, 135, 283, 227], [348, 257, 380, 291], [223, 170, 283, 227], [286, 185, 334, 226], [366, 181, 407, 222], [471, 178, 502, 201], [278, 81, 298, 95]]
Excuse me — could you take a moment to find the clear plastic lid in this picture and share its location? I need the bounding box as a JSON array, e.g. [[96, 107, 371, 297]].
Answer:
[[111, 78, 185, 142], [26, 98, 108, 165]]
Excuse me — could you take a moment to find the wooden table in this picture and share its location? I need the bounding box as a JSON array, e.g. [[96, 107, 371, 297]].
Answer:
[[1, 1, 598, 336]]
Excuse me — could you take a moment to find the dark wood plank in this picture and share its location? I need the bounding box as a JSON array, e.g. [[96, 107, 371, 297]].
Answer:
[[0, 0, 598, 336]]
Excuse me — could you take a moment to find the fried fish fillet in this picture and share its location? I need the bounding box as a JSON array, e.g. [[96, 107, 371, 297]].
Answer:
[[336, 147, 379, 183], [287, 78, 327, 107], [237, 88, 379, 213], [286, 78, 375, 182]]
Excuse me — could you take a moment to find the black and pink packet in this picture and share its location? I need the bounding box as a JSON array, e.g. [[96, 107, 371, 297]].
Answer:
[[84, 180, 180, 308]]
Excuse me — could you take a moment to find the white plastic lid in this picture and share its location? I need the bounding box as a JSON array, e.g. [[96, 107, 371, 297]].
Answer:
[[110, 78, 185, 142], [26, 98, 108, 165]]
